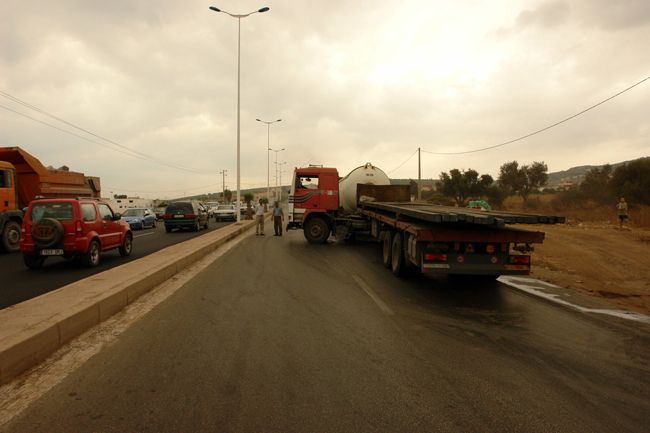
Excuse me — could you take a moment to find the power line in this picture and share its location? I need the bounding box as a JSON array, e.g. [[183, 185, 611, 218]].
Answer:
[[0, 91, 215, 174], [386, 149, 418, 175], [421, 75, 650, 156]]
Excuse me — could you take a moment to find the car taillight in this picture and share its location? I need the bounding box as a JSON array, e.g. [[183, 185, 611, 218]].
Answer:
[[185, 213, 195, 219], [424, 254, 446, 261], [21, 222, 26, 239], [76, 220, 83, 237], [510, 256, 530, 264], [164, 214, 171, 219]]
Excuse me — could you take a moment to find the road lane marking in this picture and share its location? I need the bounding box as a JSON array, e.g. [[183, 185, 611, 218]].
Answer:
[[133, 232, 156, 238], [352, 275, 394, 315], [499, 276, 650, 324]]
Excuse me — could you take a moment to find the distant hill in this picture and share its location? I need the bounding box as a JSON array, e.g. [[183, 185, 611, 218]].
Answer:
[[546, 157, 649, 187]]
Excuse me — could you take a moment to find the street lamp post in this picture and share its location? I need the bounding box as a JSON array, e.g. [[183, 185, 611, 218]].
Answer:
[[275, 161, 286, 203], [256, 118, 281, 203], [220, 170, 227, 203], [269, 148, 285, 201], [278, 166, 287, 203], [209, 5, 270, 222]]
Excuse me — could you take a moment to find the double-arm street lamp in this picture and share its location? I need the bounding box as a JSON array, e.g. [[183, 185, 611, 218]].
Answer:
[[209, 5, 269, 222], [256, 118, 281, 203]]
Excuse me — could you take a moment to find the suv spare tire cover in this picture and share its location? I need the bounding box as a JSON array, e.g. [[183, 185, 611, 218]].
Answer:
[[31, 218, 65, 248]]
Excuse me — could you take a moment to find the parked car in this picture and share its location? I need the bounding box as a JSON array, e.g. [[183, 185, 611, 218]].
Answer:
[[120, 208, 157, 230], [163, 201, 209, 232], [153, 206, 166, 220], [19, 198, 132, 268], [204, 205, 214, 217], [214, 204, 236, 221]]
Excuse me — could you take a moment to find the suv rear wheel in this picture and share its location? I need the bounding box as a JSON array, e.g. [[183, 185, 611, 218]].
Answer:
[[82, 240, 101, 267]]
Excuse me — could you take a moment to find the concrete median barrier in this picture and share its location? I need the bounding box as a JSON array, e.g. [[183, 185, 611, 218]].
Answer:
[[0, 218, 261, 385]]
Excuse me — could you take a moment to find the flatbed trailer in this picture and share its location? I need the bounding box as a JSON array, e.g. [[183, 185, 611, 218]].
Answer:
[[355, 194, 564, 278], [287, 166, 565, 279]]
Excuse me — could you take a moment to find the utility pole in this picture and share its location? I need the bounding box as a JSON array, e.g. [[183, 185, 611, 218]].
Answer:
[[418, 147, 422, 202], [220, 170, 227, 202]]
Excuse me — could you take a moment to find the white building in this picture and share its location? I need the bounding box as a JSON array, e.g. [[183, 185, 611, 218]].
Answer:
[[104, 197, 155, 211]]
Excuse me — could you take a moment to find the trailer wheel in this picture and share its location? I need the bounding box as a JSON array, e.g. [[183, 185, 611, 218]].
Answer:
[[391, 232, 408, 277], [2, 220, 21, 253], [382, 231, 393, 268], [304, 218, 329, 244]]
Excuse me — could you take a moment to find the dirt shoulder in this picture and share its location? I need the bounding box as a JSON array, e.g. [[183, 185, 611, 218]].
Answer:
[[529, 223, 650, 317]]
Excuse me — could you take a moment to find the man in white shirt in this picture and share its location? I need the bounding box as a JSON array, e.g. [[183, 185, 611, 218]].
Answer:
[[254, 199, 266, 235]]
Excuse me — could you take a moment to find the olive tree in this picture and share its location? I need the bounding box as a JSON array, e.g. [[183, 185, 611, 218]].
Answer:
[[438, 168, 493, 206], [498, 161, 548, 206]]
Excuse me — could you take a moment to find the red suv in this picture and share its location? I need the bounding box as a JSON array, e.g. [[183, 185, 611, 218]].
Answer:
[[20, 198, 133, 269]]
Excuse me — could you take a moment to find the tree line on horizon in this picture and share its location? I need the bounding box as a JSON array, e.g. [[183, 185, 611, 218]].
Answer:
[[418, 157, 649, 209]]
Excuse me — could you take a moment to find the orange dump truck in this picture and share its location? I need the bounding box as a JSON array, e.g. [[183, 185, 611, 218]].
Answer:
[[0, 147, 101, 252]]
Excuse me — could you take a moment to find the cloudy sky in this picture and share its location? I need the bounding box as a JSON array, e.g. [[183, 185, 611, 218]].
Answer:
[[1, 0, 648, 199]]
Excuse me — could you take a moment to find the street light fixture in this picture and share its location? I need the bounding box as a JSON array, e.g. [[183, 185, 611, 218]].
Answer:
[[209, 5, 270, 222], [256, 118, 281, 203]]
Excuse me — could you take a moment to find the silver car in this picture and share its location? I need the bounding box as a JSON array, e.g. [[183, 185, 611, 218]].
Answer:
[[214, 204, 236, 221]]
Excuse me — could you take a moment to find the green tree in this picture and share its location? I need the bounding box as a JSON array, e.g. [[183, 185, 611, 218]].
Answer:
[[244, 192, 254, 220], [609, 158, 650, 206], [580, 164, 612, 203], [498, 161, 548, 206], [437, 168, 493, 206], [224, 189, 233, 204]]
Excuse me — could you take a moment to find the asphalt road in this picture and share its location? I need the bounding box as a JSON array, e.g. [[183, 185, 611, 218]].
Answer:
[[0, 219, 235, 310], [3, 222, 650, 432]]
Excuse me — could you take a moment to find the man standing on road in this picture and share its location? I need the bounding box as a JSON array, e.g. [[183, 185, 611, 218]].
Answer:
[[254, 198, 265, 236], [272, 201, 284, 236], [617, 197, 630, 230]]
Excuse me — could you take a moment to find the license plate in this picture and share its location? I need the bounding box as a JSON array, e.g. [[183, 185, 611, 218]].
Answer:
[[174, 215, 184, 218], [41, 249, 63, 256]]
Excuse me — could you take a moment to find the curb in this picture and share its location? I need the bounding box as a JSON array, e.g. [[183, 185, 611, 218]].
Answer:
[[0, 217, 262, 385]]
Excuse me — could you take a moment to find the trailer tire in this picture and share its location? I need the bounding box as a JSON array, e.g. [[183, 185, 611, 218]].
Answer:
[[2, 220, 21, 253], [391, 232, 408, 277], [304, 218, 329, 244], [382, 231, 393, 268]]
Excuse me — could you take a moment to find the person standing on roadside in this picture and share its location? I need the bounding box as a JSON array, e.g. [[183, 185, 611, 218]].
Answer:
[[254, 198, 265, 235], [617, 197, 630, 230], [272, 201, 284, 236]]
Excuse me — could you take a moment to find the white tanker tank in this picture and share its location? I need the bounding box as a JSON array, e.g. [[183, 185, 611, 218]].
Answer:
[[338, 162, 391, 212]]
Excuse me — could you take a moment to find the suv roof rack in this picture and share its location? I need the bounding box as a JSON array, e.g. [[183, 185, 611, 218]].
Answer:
[[75, 197, 101, 200]]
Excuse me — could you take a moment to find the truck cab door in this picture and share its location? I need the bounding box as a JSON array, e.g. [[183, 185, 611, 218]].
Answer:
[[0, 166, 17, 212], [293, 175, 320, 210]]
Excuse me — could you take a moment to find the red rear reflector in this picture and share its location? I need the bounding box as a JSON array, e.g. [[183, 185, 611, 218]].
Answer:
[[510, 256, 530, 264], [76, 220, 83, 237], [424, 254, 446, 261]]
